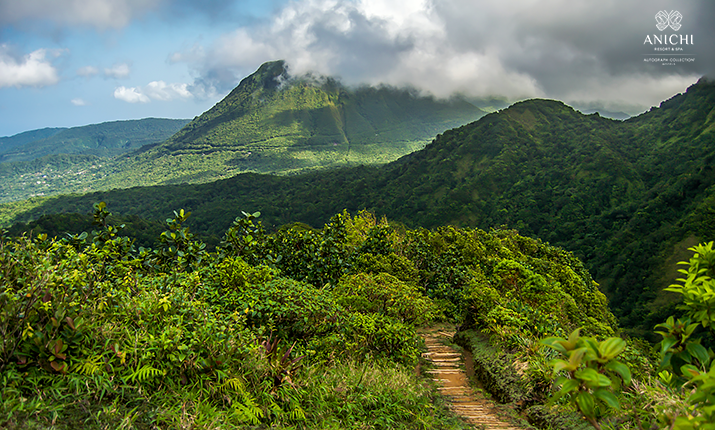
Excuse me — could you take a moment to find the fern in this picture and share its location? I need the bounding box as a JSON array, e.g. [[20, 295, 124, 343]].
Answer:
[[219, 377, 246, 393], [230, 395, 264, 425], [72, 355, 104, 376], [127, 364, 165, 383], [289, 404, 306, 421]]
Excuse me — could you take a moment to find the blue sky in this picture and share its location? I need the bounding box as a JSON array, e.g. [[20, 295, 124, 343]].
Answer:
[[1, 0, 712, 137]]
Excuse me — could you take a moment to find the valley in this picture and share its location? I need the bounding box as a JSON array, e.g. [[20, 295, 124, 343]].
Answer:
[[1, 63, 714, 430]]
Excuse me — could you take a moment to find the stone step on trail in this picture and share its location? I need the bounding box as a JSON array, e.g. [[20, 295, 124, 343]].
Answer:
[[419, 326, 528, 430]]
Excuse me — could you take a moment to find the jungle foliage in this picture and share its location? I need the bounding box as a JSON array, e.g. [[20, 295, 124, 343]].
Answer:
[[1, 204, 618, 429], [537, 242, 715, 430], [4, 77, 714, 339]]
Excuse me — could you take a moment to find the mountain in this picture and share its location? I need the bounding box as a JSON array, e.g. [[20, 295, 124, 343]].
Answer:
[[3, 78, 714, 337], [86, 60, 486, 186], [0, 118, 190, 202], [163, 60, 485, 156], [0, 118, 190, 163], [0, 61, 485, 203], [573, 106, 632, 120], [0, 127, 66, 155]]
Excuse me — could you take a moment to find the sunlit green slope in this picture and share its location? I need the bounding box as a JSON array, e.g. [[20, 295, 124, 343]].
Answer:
[[4, 78, 714, 336], [0, 61, 484, 202], [97, 60, 485, 186]]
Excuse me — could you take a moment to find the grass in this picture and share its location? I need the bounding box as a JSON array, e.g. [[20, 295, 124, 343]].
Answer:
[[1, 360, 475, 430]]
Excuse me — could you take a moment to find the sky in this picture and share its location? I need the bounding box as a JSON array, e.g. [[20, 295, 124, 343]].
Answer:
[[0, 0, 713, 137]]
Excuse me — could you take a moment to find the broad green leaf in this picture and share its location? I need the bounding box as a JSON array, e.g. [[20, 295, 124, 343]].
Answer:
[[575, 392, 596, 418], [541, 337, 568, 355], [659, 336, 678, 354], [559, 378, 580, 394], [686, 342, 710, 366], [593, 388, 620, 410], [605, 360, 632, 385], [685, 322, 699, 337], [659, 352, 673, 371], [681, 364, 701, 378], [566, 328, 581, 350], [576, 368, 612, 388], [599, 337, 626, 359], [575, 367, 600, 383], [568, 347, 587, 370]]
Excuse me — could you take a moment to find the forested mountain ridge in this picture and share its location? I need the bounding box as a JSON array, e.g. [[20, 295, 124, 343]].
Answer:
[[0, 127, 65, 155], [0, 118, 190, 163], [3, 78, 714, 336], [0, 119, 190, 203], [94, 60, 486, 186], [0, 61, 485, 203]]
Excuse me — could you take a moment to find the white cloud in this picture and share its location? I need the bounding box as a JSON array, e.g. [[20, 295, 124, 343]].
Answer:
[[104, 63, 130, 79], [77, 65, 99, 77], [175, 0, 707, 112], [71, 98, 89, 106], [113, 86, 150, 103], [113, 80, 194, 103], [143, 81, 192, 101], [559, 73, 701, 115], [0, 0, 162, 30], [0, 45, 60, 88]]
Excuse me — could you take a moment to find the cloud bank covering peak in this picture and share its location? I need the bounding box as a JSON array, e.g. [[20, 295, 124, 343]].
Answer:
[[171, 0, 712, 114], [0, 0, 712, 136]]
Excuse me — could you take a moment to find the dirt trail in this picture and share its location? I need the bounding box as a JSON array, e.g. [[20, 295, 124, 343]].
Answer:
[[421, 326, 524, 430]]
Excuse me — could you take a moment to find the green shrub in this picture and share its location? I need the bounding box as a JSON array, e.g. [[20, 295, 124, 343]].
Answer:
[[237, 278, 341, 340], [350, 252, 418, 283], [334, 272, 437, 326], [312, 312, 422, 366]]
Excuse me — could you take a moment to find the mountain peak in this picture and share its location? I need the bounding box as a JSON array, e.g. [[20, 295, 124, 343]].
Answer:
[[504, 98, 575, 116], [117, 60, 485, 183], [247, 60, 289, 89]]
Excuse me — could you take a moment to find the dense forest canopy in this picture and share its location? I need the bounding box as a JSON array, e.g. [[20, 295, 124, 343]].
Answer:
[[4, 77, 714, 338]]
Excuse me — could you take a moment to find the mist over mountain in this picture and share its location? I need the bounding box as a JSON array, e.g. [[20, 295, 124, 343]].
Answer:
[[104, 60, 486, 185], [0, 61, 486, 203]]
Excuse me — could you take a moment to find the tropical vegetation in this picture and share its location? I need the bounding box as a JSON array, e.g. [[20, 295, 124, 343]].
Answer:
[[4, 77, 713, 340], [1, 62, 714, 430], [2, 202, 712, 429], [0, 204, 609, 429]]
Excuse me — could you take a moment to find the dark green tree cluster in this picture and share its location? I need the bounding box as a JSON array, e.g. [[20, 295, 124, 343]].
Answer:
[[0, 203, 621, 429]]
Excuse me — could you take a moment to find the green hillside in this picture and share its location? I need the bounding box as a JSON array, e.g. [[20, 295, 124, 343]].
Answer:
[[0, 118, 189, 163], [3, 78, 714, 338], [0, 61, 485, 203], [0, 127, 65, 154], [86, 60, 486, 187], [0, 119, 191, 202]]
